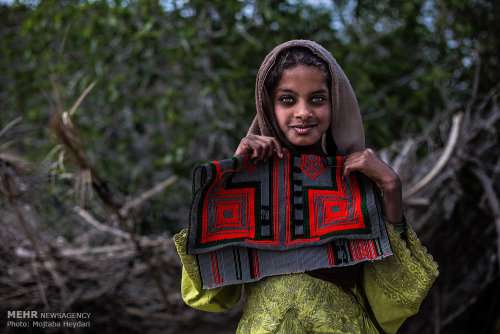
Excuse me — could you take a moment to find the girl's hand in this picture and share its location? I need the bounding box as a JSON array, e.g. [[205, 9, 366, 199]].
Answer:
[[343, 148, 404, 224], [235, 134, 285, 163], [343, 148, 399, 190]]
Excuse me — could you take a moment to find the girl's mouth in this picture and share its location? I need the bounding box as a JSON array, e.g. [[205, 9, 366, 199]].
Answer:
[[291, 124, 316, 134]]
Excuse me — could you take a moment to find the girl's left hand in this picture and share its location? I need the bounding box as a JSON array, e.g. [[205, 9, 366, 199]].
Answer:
[[343, 148, 399, 191], [343, 148, 404, 224]]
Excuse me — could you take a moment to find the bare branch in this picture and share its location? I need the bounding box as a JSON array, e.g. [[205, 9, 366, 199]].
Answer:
[[0, 116, 23, 139], [119, 175, 178, 216], [392, 139, 414, 174], [68, 81, 96, 116], [403, 113, 463, 199], [74, 206, 130, 240]]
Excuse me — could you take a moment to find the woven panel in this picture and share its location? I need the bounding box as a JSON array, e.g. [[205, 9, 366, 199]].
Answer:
[[189, 153, 384, 253], [187, 153, 393, 288]]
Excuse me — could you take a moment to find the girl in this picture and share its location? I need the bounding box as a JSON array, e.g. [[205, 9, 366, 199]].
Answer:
[[175, 40, 438, 333]]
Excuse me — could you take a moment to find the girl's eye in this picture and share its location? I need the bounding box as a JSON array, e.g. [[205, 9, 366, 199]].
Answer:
[[279, 96, 295, 104], [312, 96, 327, 103]]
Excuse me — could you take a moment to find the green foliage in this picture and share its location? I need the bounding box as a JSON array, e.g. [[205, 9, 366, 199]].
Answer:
[[0, 0, 498, 233]]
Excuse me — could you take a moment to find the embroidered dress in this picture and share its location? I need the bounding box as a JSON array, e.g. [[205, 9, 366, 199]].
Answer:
[[175, 222, 438, 333]]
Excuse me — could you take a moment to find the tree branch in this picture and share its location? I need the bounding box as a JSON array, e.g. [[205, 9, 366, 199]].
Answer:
[[403, 113, 463, 199]]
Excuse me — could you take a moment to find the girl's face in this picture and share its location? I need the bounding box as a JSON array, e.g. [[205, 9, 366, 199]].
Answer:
[[272, 64, 331, 155]]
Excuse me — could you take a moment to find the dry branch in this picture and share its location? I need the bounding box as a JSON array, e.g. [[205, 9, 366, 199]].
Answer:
[[74, 206, 130, 240], [403, 112, 463, 200], [0, 116, 23, 139], [68, 81, 96, 116], [396, 86, 500, 334], [119, 175, 178, 216]]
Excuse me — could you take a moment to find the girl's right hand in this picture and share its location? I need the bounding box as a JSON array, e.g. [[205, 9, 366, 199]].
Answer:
[[235, 134, 285, 163]]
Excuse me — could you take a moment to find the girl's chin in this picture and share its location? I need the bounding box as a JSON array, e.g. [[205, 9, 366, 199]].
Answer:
[[290, 141, 324, 154]]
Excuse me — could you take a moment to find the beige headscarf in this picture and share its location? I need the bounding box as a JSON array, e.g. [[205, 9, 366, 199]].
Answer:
[[248, 39, 365, 156]]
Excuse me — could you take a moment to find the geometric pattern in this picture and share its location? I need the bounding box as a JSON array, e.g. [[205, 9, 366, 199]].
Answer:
[[241, 154, 258, 174], [189, 153, 383, 253], [188, 153, 392, 288], [306, 181, 366, 237], [203, 184, 256, 242], [299, 155, 326, 179]]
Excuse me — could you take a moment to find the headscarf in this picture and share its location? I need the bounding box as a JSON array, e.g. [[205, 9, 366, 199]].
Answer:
[[248, 39, 365, 156]]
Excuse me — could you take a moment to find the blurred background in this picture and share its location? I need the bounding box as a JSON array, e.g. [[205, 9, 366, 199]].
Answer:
[[0, 0, 499, 333]]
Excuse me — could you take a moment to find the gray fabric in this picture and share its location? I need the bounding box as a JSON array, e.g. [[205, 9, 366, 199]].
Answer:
[[197, 231, 392, 289]]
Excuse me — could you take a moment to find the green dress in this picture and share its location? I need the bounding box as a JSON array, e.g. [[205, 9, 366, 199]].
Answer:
[[174, 223, 438, 333]]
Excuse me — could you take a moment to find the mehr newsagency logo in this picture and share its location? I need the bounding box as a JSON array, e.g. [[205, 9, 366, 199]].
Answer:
[[6, 310, 91, 329]]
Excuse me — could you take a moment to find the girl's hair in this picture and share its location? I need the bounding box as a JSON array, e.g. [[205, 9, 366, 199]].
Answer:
[[264, 47, 332, 91]]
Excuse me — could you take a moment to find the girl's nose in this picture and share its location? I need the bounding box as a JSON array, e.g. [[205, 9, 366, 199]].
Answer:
[[294, 102, 312, 120]]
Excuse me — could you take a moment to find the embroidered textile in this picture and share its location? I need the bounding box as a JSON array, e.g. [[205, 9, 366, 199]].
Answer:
[[188, 154, 392, 288]]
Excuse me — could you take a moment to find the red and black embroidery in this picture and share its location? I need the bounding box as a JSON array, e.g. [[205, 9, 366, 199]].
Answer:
[[188, 154, 392, 288], [298, 155, 326, 180], [190, 153, 379, 252]]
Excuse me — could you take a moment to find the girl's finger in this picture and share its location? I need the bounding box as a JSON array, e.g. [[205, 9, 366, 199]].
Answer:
[[270, 138, 284, 158]]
